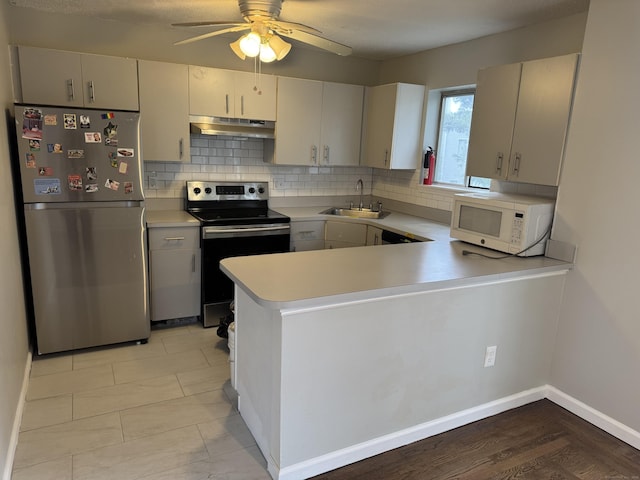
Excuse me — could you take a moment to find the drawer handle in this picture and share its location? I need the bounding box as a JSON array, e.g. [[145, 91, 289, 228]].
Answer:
[[163, 237, 185, 241]]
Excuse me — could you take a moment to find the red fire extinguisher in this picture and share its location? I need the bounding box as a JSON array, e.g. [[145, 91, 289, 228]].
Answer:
[[423, 147, 436, 185]]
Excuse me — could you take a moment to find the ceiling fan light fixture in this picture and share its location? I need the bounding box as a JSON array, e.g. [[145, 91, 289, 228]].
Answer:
[[259, 42, 277, 63], [229, 38, 247, 60], [268, 34, 291, 60], [239, 31, 261, 57]]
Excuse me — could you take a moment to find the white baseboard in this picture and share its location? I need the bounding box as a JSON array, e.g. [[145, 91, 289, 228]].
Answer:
[[276, 386, 547, 480], [546, 385, 640, 451], [2, 350, 32, 480]]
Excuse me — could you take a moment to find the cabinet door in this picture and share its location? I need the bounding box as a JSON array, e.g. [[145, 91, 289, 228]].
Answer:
[[325, 221, 367, 246], [362, 84, 395, 168], [509, 54, 578, 186], [235, 71, 277, 121], [150, 249, 201, 321], [139, 60, 191, 162], [466, 62, 522, 180], [18, 46, 84, 107], [320, 82, 364, 166], [274, 77, 323, 165], [189, 66, 235, 117], [388, 83, 425, 169], [366, 226, 383, 246], [80, 54, 139, 111], [290, 220, 325, 252]]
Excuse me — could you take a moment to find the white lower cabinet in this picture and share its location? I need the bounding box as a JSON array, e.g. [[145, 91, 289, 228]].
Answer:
[[290, 220, 326, 252], [325, 220, 367, 249], [148, 226, 201, 321]]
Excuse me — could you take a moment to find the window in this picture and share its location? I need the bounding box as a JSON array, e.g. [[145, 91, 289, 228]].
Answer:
[[433, 90, 490, 188]]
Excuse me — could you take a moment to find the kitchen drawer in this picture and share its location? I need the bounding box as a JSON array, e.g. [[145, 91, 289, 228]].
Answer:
[[148, 227, 200, 250]]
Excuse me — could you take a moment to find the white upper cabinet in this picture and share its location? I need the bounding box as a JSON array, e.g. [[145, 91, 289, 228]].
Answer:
[[361, 83, 425, 170], [138, 60, 190, 162], [272, 77, 364, 166], [466, 53, 579, 186], [18, 46, 139, 111], [319, 82, 364, 166], [188, 66, 276, 121]]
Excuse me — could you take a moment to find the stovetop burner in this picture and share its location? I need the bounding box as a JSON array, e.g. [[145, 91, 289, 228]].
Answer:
[[185, 181, 290, 226], [188, 208, 290, 225]]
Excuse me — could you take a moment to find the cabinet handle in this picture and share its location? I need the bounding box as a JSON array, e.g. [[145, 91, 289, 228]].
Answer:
[[66, 79, 75, 101], [164, 236, 185, 241], [311, 145, 318, 164], [496, 152, 504, 174], [384, 149, 388, 166], [374, 234, 379, 245], [513, 152, 522, 176], [225, 94, 229, 114], [241, 95, 245, 116], [88, 80, 95, 103], [192, 253, 196, 273], [323, 145, 330, 164], [179, 138, 184, 159]]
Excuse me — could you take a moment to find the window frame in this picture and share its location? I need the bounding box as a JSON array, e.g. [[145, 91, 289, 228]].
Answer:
[[432, 88, 489, 190]]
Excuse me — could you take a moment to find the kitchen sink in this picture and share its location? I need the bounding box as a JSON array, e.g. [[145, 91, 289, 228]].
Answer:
[[320, 207, 390, 219]]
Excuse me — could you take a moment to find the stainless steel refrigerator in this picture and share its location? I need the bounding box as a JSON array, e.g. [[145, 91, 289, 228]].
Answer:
[[14, 105, 149, 354]]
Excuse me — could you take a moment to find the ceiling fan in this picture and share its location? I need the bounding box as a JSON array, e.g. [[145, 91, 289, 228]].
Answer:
[[172, 0, 352, 62]]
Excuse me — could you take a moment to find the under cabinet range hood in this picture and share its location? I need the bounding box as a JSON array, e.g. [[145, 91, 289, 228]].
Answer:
[[189, 115, 275, 139]]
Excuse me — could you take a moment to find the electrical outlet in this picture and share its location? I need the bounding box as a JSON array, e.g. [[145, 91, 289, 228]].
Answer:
[[484, 345, 497, 367]]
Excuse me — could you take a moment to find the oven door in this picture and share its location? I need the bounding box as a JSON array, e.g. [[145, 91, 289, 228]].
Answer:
[[201, 223, 290, 327]]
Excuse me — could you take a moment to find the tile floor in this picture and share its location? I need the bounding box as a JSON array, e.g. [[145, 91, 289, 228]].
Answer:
[[12, 323, 271, 480]]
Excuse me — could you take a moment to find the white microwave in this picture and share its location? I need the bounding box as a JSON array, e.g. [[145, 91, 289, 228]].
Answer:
[[450, 192, 555, 256]]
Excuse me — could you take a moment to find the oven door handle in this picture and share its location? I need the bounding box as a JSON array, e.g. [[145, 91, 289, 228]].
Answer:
[[203, 224, 290, 238]]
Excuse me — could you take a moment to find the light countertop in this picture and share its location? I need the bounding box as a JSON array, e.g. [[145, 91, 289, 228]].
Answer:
[[146, 210, 199, 228], [146, 206, 571, 309], [221, 238, 571, 310], [273, 206, 452, 242]]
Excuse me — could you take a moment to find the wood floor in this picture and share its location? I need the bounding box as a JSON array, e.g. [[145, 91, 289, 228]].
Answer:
[[311, 400, 640, 479]]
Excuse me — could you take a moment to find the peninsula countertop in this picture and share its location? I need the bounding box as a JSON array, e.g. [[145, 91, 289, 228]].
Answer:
[[220, 237, 571, 310]]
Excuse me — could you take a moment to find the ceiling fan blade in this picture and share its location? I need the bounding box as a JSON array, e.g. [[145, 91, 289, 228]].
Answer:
[[278, 29, 352, 56], [267, 20, 321, 35], [174, 25, 251, 46], [172, 21, 244, 28]]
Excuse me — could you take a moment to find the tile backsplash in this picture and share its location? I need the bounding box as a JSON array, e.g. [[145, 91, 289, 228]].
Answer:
[[143, 135, 374, 199]]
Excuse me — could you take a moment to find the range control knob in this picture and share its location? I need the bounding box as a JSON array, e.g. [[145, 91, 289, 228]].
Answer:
[[205, 187, 212, 194], [193, 187, 201, 195], [258, 187, 265, 194], [248, 187, 256, 194]]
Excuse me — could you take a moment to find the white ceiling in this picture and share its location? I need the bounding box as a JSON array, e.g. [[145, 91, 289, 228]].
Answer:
[[8, 0, 590, 60]]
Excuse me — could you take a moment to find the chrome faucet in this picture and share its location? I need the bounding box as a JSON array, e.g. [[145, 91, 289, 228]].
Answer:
[[355, 178, 364, 210]]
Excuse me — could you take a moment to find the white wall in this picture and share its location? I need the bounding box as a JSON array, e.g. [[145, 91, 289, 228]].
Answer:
[[550, 0, 640, 433], [0, 2, 30, 478]]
